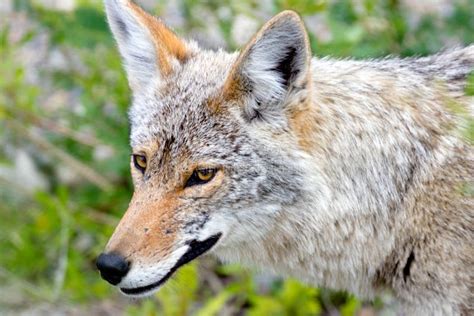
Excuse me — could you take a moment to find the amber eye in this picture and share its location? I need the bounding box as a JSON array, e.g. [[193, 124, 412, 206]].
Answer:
[[185, 168, 217, 188], [132, 154, 147, 173], [197, 169, 215, 181]]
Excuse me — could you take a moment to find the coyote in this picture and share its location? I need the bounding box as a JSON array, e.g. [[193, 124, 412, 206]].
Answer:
[[97, 0, 474, 314]]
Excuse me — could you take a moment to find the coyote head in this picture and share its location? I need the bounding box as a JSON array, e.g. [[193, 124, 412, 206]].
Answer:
[[97, 0, 314, 297]]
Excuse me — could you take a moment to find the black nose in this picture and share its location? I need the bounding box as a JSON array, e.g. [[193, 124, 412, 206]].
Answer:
[[96, 252, 130, 285]]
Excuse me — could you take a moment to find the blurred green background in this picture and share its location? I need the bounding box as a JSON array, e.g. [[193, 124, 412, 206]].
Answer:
[[0, 0, 473, 315]]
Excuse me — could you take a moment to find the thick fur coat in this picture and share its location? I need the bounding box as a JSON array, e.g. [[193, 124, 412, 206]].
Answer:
[[98, 1, 474, 314]]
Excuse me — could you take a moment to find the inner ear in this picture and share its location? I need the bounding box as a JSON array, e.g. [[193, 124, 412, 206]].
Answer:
[[223, 11, 312, 124], [275, 45, 299, 88]]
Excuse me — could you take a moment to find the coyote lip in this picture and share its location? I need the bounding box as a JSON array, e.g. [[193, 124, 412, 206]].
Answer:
[[120, 233, 222, 296]]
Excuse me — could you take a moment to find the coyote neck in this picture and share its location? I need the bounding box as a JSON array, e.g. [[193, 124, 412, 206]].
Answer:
[[218, 57, 473, 313]]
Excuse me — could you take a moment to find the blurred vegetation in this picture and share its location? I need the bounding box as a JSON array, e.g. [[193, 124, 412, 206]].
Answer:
[[0, 0, 473, 315]]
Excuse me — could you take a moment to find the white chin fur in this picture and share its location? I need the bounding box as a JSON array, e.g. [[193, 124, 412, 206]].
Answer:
[[119, 285, 161, 298], [115, 230, 226, 297], [116, 245, 188, 292]]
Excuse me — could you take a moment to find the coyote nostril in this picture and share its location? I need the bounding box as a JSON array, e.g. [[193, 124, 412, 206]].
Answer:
[[96, 252, 130, 285]]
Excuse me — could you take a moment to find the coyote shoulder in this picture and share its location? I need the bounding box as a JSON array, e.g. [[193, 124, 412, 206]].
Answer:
[[96, 1, 474, 314]]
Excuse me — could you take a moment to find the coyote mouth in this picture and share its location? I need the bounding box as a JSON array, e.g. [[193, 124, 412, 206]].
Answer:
[[120, 233, 222, 296]]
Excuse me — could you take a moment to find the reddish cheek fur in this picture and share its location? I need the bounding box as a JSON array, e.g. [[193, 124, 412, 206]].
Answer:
[[111, 156, 226, 263], [105, 191, 182, 263]]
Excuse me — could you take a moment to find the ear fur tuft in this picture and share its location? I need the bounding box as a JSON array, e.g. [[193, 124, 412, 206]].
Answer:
[[224, 10, 312, 124], [104, 0, 189, 91]]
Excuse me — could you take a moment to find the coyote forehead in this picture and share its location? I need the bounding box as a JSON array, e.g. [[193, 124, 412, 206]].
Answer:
[[129, 49, 238, 148]]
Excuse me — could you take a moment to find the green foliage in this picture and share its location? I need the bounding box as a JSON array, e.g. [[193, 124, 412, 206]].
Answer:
[[34, 5, 112, 48], [0, 29, 39, 118], [0, 0, 473, 314], [466, 72, 474, 96], [340, 296, 362, 316], [156, 264, 199, 315], [464, 73, 474, 144], [276, 0, 326, 15], [249, 279, 321, 316]]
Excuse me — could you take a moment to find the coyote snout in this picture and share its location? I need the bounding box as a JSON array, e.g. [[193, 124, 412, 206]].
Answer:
[[97, 177, 226, 296], [96, 235, 221, 296], [100, 0, 473, 313]]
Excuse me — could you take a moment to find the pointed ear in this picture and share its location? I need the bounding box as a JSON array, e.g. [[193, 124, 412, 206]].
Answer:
[[224, 11, 312, 124], [104, 0, 189, 91]]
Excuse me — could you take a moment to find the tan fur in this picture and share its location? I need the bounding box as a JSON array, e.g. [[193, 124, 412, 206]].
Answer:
[[288, 104, 322, 152], [125, 0, 188, 75], [106, 190, 182, 262]]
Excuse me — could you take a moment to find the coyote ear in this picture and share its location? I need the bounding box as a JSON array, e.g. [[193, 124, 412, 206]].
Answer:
[[104, 0, 189, 91], [224, 11, 311, 124]]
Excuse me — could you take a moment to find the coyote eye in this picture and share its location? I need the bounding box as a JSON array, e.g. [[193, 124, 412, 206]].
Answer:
[[132, 154, 147, 173], [185, 168, 217, 188]]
